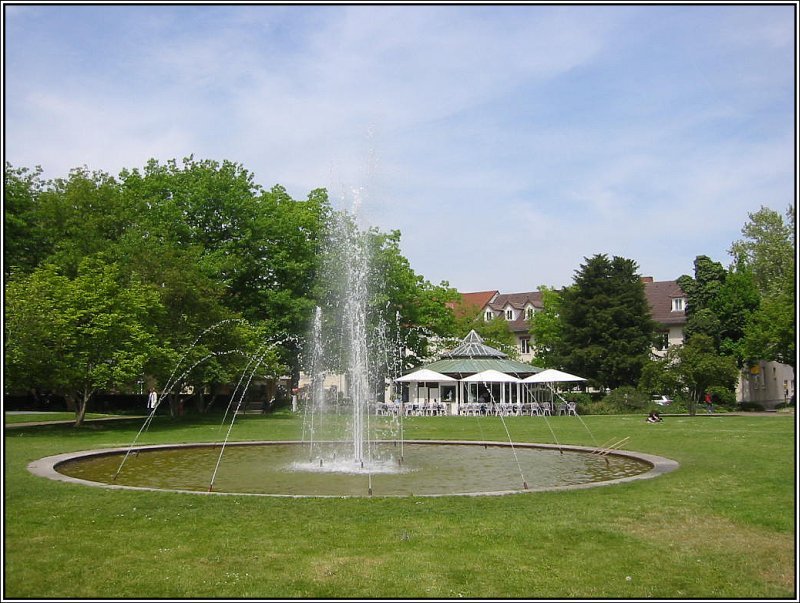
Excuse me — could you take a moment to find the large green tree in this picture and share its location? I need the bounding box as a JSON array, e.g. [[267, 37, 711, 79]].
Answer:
[[556, 254, 655, 389], [5, 259, 163, 425], [729, 205, 795, 296], [118, 159, 330, 381], [678, 255, 761, 364], [4, 158, 330, 410], [728, 205, 795, 369]]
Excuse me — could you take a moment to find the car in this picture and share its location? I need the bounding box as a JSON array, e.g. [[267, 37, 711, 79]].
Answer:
[[652, 395, 673, 406]]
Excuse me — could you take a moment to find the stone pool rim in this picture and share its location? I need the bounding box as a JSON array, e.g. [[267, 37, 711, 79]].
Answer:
[[27, 439, 679, 498]]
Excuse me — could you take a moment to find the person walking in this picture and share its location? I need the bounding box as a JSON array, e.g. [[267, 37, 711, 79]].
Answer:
[[704, 392, 713, 414]]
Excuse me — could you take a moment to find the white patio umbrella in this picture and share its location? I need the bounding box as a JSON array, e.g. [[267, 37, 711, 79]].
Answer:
[[395, 369, 456, 415], [522, 369, 586, 383], [522, 369, 585, 414], [395, 369, 456, 382], [461, 369, 521, 383]]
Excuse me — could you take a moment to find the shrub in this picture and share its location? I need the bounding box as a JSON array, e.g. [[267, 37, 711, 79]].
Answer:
[[603, 386, 650, 412], [707, 385, 736, 409], [738, 401, 765, 412]]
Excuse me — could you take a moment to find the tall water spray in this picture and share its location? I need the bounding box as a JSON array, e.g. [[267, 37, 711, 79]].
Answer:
[[303, 199, 396, 472]]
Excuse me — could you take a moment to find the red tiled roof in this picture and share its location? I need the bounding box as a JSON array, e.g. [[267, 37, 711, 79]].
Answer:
[[449, 290, 498, 318]]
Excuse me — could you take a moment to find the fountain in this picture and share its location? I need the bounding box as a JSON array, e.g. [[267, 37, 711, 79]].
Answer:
[[298, 205, 400, 478], [27, 187, 680, 497]]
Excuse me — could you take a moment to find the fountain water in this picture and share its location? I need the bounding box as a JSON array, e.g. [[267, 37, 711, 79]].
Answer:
[[298, 203, 401, 477]]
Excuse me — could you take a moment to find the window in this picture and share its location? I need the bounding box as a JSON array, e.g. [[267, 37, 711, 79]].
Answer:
[[505, 309, 514, 320], [484, 310, 493, 321], [525, 307, 535, 320], [520, 338, 531, 354], [655, 331, 669, 351], [671, 297, 685, 312]]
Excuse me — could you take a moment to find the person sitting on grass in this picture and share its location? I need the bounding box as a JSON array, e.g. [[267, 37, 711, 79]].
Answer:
[[646, 410, 663, 423]]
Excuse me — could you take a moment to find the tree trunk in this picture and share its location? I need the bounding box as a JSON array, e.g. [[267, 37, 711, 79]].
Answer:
[[73, 389, 92, 427], [168, 392, 178, 418], [195, 387, 205, 414]]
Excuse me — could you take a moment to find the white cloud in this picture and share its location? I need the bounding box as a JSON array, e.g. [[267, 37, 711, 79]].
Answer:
[[4, 5, 794, 293]]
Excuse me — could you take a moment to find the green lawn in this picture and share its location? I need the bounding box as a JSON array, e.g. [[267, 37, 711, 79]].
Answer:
[[4, 411, 795, 599]]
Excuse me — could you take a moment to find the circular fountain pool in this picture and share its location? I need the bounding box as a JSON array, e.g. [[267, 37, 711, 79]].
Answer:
[[29, 440, 678, 498]]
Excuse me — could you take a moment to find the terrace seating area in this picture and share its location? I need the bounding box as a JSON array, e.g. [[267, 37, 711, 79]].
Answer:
[[376, 400, 447, 416], [458, 401, 564, 416], [374, 400, 577, 417]]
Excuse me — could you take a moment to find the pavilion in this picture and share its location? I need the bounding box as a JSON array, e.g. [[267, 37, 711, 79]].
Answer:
[[394, 330, 548, 415]]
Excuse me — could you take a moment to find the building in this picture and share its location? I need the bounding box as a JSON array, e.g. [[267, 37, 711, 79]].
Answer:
[[641, 277, 688, 356], [737, 361, 795, 409], [462, 278, 686, 362]]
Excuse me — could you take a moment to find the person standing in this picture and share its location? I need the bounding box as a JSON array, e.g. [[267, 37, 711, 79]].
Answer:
[[147, 388, 158, 411], [704, 392, 713, 414]]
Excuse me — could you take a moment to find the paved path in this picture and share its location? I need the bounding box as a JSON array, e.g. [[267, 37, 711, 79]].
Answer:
[[4, 415, 147, 428]]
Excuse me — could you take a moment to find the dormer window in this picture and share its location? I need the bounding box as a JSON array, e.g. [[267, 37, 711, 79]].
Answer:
[[484, 310, 493, 321], [525, 307, 535, 320], [671, 298, 685, 312], [505, 309, 514, 320]]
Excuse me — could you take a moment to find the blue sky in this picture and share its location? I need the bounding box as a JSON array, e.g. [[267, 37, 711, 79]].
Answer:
[[4, 4, 796, 291]]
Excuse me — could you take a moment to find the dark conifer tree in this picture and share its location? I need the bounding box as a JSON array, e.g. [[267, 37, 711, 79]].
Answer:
[[556, 254, 655, 389]]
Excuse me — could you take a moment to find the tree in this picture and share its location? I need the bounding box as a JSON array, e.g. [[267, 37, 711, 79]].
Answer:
[[740, 283, 795, 369], [118, 158, 331, 383], [678, 255, 761, 364], [35, 167, 132, 277], [528, 285, 564, 368], [729, 205, 796, 369], [557, 254, 655, 389], [5, 259, 163, 426], [640, 334, 739, 415], [729, 205, 795, 296], [4, 163, 50, 278]]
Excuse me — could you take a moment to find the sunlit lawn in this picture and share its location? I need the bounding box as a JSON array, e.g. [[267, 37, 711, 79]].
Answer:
[[4, 411, 795, 599]]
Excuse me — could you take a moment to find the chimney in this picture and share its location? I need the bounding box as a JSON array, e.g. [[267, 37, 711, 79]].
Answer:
[[641, 276, 654, 283]]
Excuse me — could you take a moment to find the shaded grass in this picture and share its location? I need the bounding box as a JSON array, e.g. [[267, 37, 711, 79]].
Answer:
[[4, 412, 115, 424], [3, 411, 795, 599]]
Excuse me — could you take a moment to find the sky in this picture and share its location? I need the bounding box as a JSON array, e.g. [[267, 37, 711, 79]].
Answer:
[[4, 3, 796, 292]]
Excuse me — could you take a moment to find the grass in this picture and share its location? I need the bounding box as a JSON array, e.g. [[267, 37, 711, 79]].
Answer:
[[3, 411, 796, 599]]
